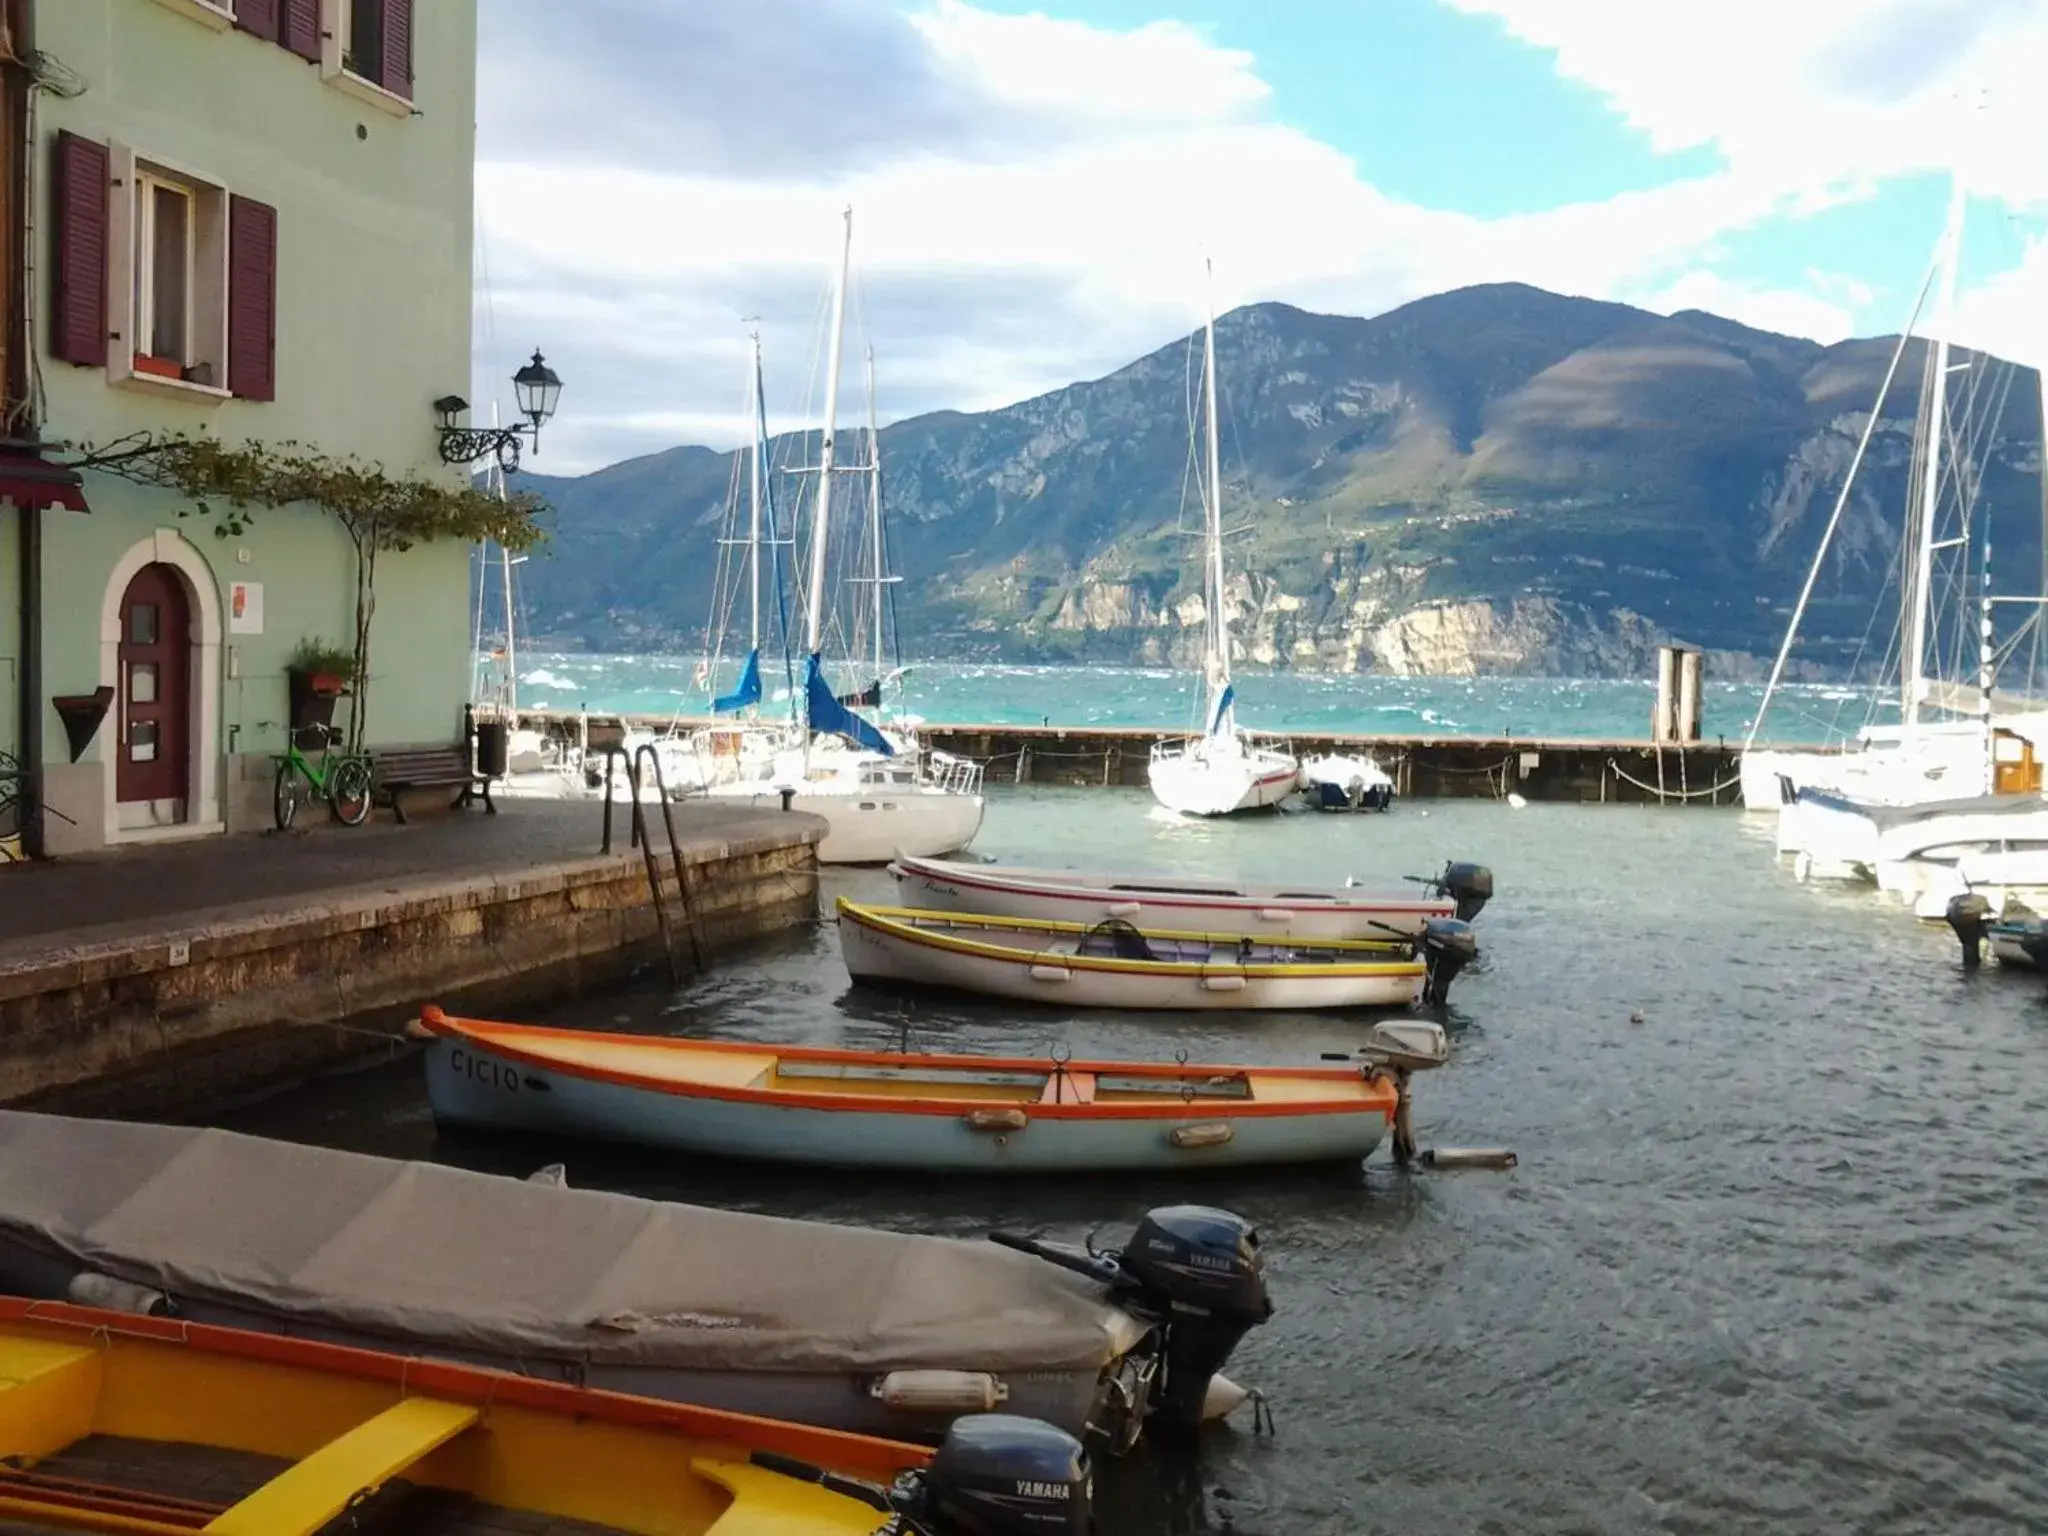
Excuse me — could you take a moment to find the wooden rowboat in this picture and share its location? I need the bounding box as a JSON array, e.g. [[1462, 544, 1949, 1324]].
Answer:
[[419, 1006, 1418, 1172], [889, 853, 1492, 940], [0, 1296, 1090, 1536], [837, 900, 1445, 1010]]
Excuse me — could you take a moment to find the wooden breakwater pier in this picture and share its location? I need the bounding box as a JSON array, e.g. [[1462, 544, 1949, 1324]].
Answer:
[[523, 709, 1785, 806]]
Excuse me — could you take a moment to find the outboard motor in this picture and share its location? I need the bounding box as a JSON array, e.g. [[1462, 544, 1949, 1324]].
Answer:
[[989, 1205, 1271, 1439], [750, 1414, 1091, 1536], [1420, 917, 1478, 1004], [1435, 861, 1493, 921], [1945, 892, 1992, 969], [894, 1414, 1092, 1536], [2018, 920, 2048, 972]]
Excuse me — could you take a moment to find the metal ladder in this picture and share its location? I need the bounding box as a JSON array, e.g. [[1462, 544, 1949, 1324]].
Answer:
[[599, 743, 706, 982]]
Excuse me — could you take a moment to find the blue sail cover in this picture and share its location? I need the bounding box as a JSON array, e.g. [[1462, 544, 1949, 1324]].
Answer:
[[713, 648, 762, 714], [805, 653, 894, 756], [1207, 681, 1236, 736]]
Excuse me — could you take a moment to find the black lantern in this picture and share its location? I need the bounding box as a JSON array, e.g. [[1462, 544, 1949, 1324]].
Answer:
[[436, 349, 566, 471]]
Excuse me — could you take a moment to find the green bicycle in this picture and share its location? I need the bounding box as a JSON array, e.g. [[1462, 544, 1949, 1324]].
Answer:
[[271, 723, 374, 831]]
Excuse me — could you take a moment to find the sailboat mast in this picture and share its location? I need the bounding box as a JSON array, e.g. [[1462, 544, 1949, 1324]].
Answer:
[[1904, 172, 1967, 733], [747, 328, 764, 656], [1203, 261, 1230, 723], [865, 344, 884, 684], [490, 403, 516, 714], [806, 207, 853, 658]]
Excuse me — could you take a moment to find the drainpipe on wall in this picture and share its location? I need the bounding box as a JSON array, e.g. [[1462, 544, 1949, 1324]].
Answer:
[[7, 0, 41, 857]]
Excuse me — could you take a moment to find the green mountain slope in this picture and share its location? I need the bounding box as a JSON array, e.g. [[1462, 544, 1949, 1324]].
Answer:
[[512, 283, 2045, 679]]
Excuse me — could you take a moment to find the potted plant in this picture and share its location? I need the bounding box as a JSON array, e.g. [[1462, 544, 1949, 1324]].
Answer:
[[286, 638, 357, 733]]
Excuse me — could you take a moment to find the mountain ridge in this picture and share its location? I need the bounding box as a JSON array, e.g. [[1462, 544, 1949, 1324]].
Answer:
[[509, 282, 2045, 680]]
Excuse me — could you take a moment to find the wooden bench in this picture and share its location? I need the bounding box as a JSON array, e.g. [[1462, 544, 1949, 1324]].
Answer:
[[372, 744, 494, 825]]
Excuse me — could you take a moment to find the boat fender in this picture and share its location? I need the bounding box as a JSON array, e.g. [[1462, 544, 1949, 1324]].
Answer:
[[1945, 891, 1993, 969], [1421, 1147, 1519, 1170], [964, 1107, 1030, 1132], [1256, 907, 1292, 922], [871, 1369, 1010, 1413], [1105, 901, 1142, 917], [1169, 1123, 1234, 1149], [67, 1272, 171, 1316], [1200, 972, 1248, 992], [526, 1162, 568, 1186], [1028, 965, 1072, 983]]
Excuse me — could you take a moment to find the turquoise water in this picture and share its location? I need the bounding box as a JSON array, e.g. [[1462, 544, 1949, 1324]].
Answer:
[[493, 653, 1897, 745]]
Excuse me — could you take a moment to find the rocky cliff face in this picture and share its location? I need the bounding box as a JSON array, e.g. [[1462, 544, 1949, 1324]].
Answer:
[[514, 286, 2044, 678]]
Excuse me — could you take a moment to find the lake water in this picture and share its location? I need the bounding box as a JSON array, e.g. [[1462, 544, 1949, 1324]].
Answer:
[[491, 654, 1896, 746], [217, 788, 2047, 1533]]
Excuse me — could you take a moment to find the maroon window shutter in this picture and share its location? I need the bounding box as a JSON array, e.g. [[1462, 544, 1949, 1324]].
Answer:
[[50, 133, 108, 369], [233, 0, 280, 41], [280, 0, 320, 61], [227, 196, 277, 402], [380, 0, 413, 100]]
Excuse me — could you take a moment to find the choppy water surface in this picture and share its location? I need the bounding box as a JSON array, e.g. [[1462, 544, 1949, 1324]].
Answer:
[[220, 791, 2048, 1533], [494, 653, 1893, 746]]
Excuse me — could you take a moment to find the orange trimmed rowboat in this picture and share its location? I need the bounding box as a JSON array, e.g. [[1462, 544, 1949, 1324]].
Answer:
[[0, 1296, 1093, 1536], [418, 1006, 1442, 1172]]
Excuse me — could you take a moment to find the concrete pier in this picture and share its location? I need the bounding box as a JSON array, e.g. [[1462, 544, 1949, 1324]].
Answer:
[[0, 800, 822, 1117], [527, 710, 1760, 806]]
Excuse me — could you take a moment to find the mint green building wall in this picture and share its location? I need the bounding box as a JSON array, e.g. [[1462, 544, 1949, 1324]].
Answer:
[[28, 0, 479, 849]]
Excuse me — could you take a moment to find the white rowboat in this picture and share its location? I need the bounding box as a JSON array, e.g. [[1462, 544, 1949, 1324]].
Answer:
[[888, 853, 1491, 940], [836, 901, 1463, 1011]]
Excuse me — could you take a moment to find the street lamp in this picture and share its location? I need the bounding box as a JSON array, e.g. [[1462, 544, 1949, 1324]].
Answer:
[[436, 350, 564, 471]]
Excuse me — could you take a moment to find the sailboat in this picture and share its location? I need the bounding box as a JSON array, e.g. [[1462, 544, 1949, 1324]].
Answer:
[[1767, 173, 2048, 892], [1147, 266, 1299, 817], [470, 416, 550, 780], [702, 208, 985, 864]]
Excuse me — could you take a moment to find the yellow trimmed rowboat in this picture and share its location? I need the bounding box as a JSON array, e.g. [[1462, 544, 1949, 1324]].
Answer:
[[834, 900, 1467, 1010], [418, 1006, 1424, 1172], [0, 1296, 1088, 1536]]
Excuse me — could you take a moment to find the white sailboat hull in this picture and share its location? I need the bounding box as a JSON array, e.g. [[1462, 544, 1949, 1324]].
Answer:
[[888, 854, 1452, 939], [711, 784, 985, 864], [1147, 738, 1298, 817]]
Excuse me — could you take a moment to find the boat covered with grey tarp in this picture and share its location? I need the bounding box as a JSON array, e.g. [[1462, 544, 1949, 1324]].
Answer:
[[0, 1111, 1271, 1447]]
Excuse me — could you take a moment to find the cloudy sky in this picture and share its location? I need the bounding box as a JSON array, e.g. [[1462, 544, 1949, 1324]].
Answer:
[[471, 0, 2048, 475]]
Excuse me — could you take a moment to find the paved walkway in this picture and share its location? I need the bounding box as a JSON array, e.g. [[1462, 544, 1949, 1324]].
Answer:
[[0, 797, 811, 960]]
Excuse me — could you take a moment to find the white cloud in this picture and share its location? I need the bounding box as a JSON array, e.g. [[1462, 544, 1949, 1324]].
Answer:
[[476, 0, 2047, 473]]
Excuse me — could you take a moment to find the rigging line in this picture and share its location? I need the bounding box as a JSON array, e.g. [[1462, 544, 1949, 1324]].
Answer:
[[1749, 249, 1938, 747]]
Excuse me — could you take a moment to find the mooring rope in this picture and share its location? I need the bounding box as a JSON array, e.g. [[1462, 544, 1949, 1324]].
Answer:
[[1605, 757, 1743, 800]]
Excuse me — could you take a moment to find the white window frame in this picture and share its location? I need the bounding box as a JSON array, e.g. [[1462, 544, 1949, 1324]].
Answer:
[[105, 144, 233, 403], [135, 174, 197, 369], [146, 0, 236, 31], [320, 0, 413, 117]]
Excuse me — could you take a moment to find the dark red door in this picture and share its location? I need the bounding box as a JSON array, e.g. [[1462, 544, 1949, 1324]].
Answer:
[[116, 564, 190, 806]]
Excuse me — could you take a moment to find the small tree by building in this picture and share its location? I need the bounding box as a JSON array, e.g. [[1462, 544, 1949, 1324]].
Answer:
[[75, 433, 547, 751]]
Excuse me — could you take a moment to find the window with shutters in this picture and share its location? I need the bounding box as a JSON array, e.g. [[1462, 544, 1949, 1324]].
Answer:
[[145, 0, 238, 30], [323, 0, 413, 114], [116, 159, 228, 396]]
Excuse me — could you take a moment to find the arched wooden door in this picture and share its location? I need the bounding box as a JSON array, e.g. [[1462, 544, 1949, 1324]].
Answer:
[[116, 562, 191, 812]]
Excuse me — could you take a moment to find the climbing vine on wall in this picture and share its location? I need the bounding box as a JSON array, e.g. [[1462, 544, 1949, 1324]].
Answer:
[[72, 433, 549, 752]]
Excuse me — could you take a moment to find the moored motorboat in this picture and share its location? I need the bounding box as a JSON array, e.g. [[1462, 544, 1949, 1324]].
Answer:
[[0, 1111, 1267, 1451], [0, 1296, 1074, 1536], [1297, 751, 1396, 811], [888, 852, 1492, 940], [837, 901, 1477, 1009], [418, 1006, 1449, 1173]]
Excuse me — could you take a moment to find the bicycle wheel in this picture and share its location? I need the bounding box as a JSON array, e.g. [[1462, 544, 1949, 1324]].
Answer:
[[330, 756, 374, 827], [273, 760, 302, 832]]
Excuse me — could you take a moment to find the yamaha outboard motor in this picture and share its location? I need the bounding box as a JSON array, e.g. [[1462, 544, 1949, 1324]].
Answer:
[[1945, 891, 1992, 969], [1420, 916, 1477, 1004], [751, 1414, 1091, 1536], [989, 1205, 1271, 1439], [1435, 861, 1493, 921], [896, 1414, 1091, 1536]]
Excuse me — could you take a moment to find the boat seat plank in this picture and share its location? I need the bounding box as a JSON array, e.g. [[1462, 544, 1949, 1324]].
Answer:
[[0, 1337, 100, 1463], [202, 1397, 480, 1536], [1038, 1070, 1097, 1105], [483, 1031, 779, 1090], [694, 1458, 887, 1535]]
